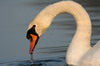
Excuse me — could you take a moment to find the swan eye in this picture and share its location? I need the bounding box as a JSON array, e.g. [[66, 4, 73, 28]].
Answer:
[[26, 25, 38, 40]]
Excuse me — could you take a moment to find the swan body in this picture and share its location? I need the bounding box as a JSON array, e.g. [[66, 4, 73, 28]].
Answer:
[[77, 41, 100, 66], [26, 1, 100, 66]]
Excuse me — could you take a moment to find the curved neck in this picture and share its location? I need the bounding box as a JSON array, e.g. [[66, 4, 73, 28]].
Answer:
[[30, 1, 91, 37], [30, 1, 92, 65]]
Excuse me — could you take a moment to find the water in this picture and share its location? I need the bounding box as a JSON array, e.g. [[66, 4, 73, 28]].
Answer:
[[0, 0, 100, 66]]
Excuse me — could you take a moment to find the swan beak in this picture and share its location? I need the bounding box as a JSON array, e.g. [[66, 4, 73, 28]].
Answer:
[[29, 34, 38, 54]]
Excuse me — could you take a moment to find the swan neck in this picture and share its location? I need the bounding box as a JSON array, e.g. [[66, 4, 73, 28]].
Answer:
[[29, 1, 92, 65], [31, 1, 91, 37], [37, 1, 92, 65]]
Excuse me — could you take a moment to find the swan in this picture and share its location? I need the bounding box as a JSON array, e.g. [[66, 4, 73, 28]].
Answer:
[[26, 1, 100, 66]]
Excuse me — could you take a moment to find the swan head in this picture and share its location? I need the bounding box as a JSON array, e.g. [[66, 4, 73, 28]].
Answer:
[[26, 21, 48, 54], [26, 25, 40, 54]]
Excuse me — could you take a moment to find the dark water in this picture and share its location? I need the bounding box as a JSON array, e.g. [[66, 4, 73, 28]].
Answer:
[[0, 0, 100, 66], [0, 57, 66, 66]]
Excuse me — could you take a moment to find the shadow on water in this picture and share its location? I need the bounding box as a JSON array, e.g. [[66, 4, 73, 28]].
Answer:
[[38, 46, 68, 54]]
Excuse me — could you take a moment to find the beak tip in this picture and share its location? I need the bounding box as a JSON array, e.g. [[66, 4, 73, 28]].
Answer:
[[29, 50, 33, 54], [29, 48, 33, 54]]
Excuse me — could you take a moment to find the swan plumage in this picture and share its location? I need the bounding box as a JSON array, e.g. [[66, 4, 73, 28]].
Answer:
[[26, 1, 100, 66], [77, 41, 100, 66]]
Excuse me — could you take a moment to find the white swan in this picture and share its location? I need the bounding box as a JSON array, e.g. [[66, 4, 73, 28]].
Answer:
[[26, 1, 100, 66]]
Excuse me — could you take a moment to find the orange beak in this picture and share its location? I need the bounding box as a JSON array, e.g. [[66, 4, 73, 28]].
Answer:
[[29, 34, 38, 54]]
